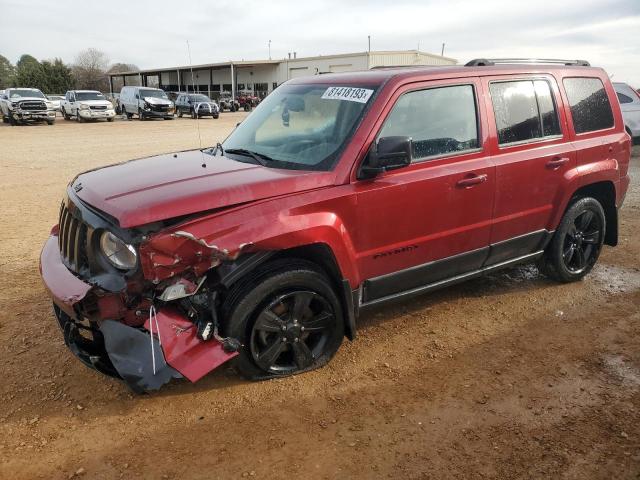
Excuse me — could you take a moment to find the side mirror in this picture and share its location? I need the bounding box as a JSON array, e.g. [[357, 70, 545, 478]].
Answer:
[[358, 136, 413, 179], [135, 93, 140, 99]]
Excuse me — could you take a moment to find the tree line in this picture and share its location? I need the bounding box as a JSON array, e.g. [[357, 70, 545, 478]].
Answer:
[[0, 48, 139, 94]]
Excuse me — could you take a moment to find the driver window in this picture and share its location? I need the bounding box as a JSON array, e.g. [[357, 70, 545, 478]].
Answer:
[[378, 84, 479, 161]]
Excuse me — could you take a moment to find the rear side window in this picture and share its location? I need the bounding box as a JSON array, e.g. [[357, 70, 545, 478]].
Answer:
[[489, 80, 561, 145], [563, 77, 614, 134], [378, 84, 479, 161]]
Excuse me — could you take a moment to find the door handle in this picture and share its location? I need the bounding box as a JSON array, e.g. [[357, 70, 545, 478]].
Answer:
[[546, 157, 570, 169], [456, 174, 488, 188]]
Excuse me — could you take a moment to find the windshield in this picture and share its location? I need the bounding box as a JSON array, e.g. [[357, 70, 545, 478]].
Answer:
[[216, 83, 377, 171], [76, 91, 106, 101], [190, 94, 211, 102], [9, 89, 45, 99], [140, 89, 168, 99]]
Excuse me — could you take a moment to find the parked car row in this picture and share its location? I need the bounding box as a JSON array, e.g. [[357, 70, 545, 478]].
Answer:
[[0, 85, 245, 125]]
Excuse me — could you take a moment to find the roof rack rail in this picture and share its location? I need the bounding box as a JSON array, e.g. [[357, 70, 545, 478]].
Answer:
[[465, 58, 591, 67]]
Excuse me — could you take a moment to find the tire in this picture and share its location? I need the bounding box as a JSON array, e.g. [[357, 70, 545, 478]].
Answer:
[[243, 104, 251, 112], [538, 197, 606, 283], [138, 108, 144, 121], [76, 113, 83, 123], [46, 119, 54, 125], [213, 114, 219, 119], [222, 259, 344, 380], [62, 107, 71, 120], [191, 109, 197, 119], [8, 115, 17, 126], [107, 117, 114, 122], [115, 103, 121, 115], [177, 108, 183, 118]]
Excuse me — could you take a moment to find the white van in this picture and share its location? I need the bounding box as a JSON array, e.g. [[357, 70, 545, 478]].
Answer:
[[118, 86, 174, 120]]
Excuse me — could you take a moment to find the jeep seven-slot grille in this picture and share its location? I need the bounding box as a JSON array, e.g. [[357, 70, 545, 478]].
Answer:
[[58, 202, 89, 273], [20, 100, 47, 111]]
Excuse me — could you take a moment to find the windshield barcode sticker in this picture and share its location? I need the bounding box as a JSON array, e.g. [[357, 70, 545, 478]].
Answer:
[[321, 87, 374, 103]]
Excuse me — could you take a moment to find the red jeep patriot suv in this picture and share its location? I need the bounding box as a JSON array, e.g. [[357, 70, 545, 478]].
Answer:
[[40, 58, 631, 392]]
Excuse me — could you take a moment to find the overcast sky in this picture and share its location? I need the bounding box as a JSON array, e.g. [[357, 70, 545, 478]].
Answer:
[[2, 0, 639, 86]]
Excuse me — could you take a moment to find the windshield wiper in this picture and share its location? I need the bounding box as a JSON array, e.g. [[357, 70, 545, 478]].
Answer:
[[224, 148, 275, 167]]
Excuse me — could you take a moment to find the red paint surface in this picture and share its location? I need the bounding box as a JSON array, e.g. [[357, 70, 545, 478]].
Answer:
[[144, 307, 238, 383], [39, 235, 91, 317], [46, 64, 632, 310]]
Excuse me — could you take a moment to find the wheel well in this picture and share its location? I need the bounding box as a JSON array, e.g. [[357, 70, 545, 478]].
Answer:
[[571, 181, 617, 246], [221, 243, 357, 340]]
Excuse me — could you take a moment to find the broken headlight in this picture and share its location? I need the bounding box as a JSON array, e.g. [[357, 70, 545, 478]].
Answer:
[[99, 231, 137, 270]]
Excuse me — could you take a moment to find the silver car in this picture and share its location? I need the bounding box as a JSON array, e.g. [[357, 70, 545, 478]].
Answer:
[[613, 82, 640, 143]]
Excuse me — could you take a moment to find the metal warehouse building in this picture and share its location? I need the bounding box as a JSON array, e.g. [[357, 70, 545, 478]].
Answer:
[[108, 50, 457, 99]]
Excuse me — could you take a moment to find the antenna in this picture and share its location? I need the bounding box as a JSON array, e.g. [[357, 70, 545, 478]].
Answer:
[[186, 40, 207, 168]]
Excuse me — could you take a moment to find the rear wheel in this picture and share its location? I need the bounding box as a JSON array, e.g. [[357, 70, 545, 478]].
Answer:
[[223, 259, 344, 380], [538, 197, 606, 282]]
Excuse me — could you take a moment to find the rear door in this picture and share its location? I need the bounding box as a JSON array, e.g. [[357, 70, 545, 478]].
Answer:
[[481, 75, 576, 265], [353, 78, 496, 304]]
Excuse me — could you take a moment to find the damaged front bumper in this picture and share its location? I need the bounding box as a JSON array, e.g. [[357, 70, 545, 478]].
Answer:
[[40, 233, 238, 393]]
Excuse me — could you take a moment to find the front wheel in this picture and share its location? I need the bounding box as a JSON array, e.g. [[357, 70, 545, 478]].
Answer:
[[223, 259, 344, 380], [191, 109, 197, 119], [46, 119, 54, 125], [538, 197, 606, 282], [138, 109, 144, 120]]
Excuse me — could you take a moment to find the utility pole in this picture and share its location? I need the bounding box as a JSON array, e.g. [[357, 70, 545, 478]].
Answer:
[[441, 43, 446, 56], [268, 39, 271, 60], [368, 35, 371, 52]]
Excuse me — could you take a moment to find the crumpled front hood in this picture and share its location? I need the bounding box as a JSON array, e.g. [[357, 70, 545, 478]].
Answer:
[[72, 150, 334, 228], [143, 97, 172, 106]]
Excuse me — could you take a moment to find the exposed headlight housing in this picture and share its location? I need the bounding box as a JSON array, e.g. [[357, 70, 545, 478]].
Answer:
[[10, 102, 20, 109], [99, 231, 137, 270]]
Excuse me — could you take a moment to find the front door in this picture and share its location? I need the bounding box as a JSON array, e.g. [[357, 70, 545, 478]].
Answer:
[[353, 79, 495, 304]]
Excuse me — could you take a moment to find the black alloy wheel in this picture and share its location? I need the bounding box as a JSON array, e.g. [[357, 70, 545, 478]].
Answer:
[[250, 291, 335, 374], [561, 209, 602, 274], [223, 259, 344, 380], [538, 197, 605, 282]]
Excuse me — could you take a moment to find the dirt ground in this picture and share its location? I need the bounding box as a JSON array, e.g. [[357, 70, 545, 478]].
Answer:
[[0, 115, 638, 480]]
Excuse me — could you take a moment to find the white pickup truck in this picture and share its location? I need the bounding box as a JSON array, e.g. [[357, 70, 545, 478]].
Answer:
[[61, 90, 116, 122], [1, 88, 56, 125]]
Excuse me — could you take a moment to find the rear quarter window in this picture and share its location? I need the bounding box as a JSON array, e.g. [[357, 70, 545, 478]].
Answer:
[[563, 77, 614, 134]]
